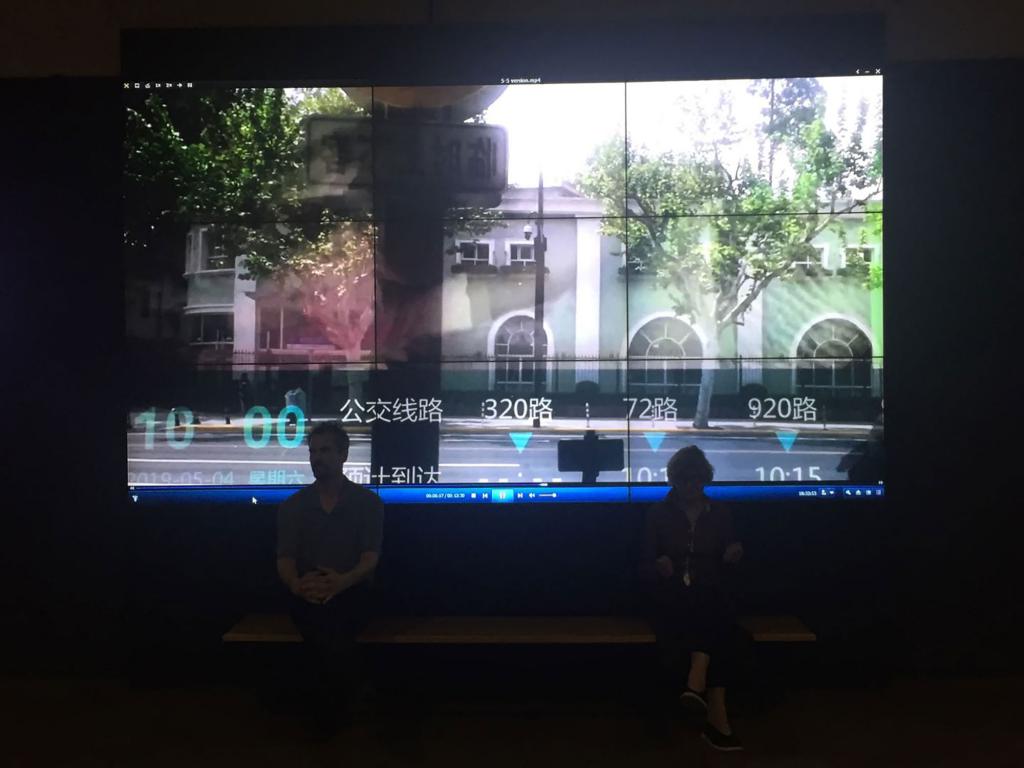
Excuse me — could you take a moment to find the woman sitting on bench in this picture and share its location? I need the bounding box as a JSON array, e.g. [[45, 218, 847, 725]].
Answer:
[[641, 445, 745, 752]]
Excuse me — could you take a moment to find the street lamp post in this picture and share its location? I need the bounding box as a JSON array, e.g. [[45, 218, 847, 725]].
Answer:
[[529, 173, 547, 428]]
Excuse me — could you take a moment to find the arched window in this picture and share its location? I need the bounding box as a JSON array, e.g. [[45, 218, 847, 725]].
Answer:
[[796, 319, 872, 396], [494, 316, 548, 390], [627, 316, 702, 389]]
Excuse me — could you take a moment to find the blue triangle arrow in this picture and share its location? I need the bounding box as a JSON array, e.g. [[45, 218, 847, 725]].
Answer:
[[644, 432, 667, 452], [509, 432, 533, 453], [776, 430, 798, 452]]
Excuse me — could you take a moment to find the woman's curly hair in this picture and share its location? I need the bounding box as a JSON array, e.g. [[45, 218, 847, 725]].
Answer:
[[666, 445, 714, 487]]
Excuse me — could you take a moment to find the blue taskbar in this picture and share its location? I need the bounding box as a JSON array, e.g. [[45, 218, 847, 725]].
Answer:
[[128, 483, 885, 505]]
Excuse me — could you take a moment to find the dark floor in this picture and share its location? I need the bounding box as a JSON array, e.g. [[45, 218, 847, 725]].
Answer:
[[6, 662, 1024, 768]]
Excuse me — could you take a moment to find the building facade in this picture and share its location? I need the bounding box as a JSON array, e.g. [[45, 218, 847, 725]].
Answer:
[[178, 185, 883, 414]]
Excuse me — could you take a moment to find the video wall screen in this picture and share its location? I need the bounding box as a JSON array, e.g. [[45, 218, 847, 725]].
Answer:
[[125, 74, 883, 497]]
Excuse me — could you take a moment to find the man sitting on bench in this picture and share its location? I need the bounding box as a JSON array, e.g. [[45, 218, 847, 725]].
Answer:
[[276, 421, 383, 738]]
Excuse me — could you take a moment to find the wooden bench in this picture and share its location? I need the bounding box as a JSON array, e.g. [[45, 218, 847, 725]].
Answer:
[[222, 614, 816, 644]]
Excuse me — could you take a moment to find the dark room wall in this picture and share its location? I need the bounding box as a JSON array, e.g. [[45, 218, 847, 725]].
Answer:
[[2, 1, 1024, 77]]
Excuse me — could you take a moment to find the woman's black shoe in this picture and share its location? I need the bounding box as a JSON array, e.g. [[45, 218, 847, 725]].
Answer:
[[702, 722, 743, 752], [679, 687, 708, 714]]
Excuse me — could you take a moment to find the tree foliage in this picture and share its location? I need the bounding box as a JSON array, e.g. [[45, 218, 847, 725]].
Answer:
[[125, 88, 375, 358], [125, 87, 503, 358], [577, 78, 882, 425]]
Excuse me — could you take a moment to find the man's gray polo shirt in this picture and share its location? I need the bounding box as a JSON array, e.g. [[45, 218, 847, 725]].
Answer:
[[277, 478, 383, 576]]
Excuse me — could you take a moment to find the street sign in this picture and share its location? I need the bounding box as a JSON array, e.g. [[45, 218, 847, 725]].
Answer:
[[558, 430, 625, 484], [306, 116, 508, 199]]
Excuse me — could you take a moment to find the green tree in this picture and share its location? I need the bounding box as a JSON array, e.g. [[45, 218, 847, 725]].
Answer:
[[579, 79, 882, 427], [125, 87, 376, 359], [125, 87, 500, 360]]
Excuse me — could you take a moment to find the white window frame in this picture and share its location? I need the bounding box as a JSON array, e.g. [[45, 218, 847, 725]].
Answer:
[[185, 230, 196, 273], [186, 310, 234, 346], [455, 238, 495, 266], [487, 310, 556, 391], [792, 317, 874, 395], [625, 315, 704, 390], [792, 244, 827, 269], [844, 245, 875, 265], [493, 314, 549, 390], [507, 240, 536, 265], [821, 244, 846, 272], [186, 226, 233, 273], [201, 227, 232, 271]]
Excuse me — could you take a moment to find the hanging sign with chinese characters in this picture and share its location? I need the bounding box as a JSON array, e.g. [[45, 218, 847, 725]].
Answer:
[[306, 117, 508, 202]]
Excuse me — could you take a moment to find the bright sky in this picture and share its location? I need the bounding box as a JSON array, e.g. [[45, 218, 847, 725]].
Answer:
[[479, 77, 883, 188]]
